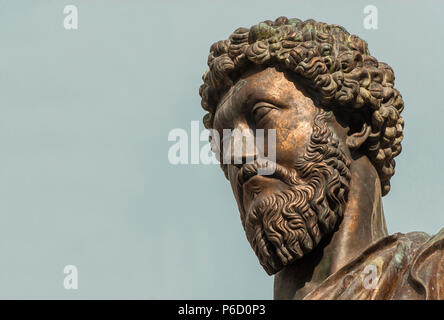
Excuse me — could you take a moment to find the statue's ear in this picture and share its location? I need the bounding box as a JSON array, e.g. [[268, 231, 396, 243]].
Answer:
[[346, 122, 371, 151]]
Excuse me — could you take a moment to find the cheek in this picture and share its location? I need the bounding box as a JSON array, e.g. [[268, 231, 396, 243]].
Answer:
[[274, 116, 313, 167]]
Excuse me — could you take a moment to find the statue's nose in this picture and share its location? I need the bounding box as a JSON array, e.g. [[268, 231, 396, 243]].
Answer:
[[223, 121, 258, 167]]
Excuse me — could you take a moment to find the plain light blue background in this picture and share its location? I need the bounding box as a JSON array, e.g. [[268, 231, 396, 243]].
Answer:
[[0, 0, 442, 299]]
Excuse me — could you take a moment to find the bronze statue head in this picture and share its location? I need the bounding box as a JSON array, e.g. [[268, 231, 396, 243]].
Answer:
[[199, 17, 404, 276]]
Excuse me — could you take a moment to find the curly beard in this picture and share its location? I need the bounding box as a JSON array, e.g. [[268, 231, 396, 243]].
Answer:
[[242, 110, 352, 275]]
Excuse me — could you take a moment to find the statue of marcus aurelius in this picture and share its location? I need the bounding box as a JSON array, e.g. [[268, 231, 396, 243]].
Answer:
[[199, 17, 444, 299]]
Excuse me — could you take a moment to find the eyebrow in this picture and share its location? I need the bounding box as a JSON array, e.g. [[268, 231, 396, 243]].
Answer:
[[217, 79, 247, 111]]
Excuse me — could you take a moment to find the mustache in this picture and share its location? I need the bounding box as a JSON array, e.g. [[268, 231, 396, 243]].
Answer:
[[237, 159, 298, 187]]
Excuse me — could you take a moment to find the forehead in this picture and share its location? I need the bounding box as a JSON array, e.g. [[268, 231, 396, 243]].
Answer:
[[216, 66, 311, 113]]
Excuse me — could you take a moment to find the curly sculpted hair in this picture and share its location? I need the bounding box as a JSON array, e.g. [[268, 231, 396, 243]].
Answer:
[[199, 17, 404, 196]]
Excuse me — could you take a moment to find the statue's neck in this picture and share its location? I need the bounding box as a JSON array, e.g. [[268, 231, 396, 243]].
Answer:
[[273, 155, 388, 299]]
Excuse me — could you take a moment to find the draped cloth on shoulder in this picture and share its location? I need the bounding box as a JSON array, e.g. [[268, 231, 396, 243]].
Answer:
[[304, 229, 444, 299]]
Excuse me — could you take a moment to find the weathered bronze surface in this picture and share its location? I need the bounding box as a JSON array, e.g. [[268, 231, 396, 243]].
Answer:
[[199, 17, 444, 299]]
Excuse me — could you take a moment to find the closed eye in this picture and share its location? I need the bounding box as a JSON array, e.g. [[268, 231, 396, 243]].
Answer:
[[251, 102, 279, 124]]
